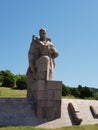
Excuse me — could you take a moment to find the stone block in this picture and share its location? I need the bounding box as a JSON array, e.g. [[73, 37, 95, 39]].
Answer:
[[27, 80, 46, 99], [55, 81, 62, 90], [47, 81, 62, 90], [46, 90, 54, 99], [54, 100, 61, 118], [35, 80, 46, 91], [35, 107, 43, 118], [27, 80, 62, 119], [54, 90, 62, 100], [36, 100, 46, 107], [35, 90, 47, 100], [46, 100, 54, 107], [46, 107, 55, 119]]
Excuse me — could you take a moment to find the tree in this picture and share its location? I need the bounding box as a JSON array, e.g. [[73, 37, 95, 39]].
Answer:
[[83, 86, 93, 98], [70, 87, 80, 98], [0, 70, 15, 87], [62, 84, 71, 96], [16, 75, 27, 89], [77, 85, 93, 98], [0, 75, 3, 85], [77, 85, 84, 98]]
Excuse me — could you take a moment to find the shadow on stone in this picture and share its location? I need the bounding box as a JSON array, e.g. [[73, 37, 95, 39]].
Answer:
[[0, 98, 61, 127], [67, 105, 76, 125], [90, 105, 98, 118], [68, 103, 82, 125]]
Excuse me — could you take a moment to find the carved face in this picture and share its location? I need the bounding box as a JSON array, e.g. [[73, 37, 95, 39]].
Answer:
[[39, 28, 47, 40], [39, 30, 47, 40]]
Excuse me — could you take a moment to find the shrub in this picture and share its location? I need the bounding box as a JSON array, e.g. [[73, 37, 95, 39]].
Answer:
[[0, 70, 15, 87], [93, 93, 98, 100], [70, 87, 80, 98], [62, 84, 71, 96], [16, 75, 27, 89], [77, 85, 93, 98], [2, 77, 15, 87]]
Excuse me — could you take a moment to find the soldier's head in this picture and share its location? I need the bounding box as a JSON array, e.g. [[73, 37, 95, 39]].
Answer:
[[39, 28, 47, 40]]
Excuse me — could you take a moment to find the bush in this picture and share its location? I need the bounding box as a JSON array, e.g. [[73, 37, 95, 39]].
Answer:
[[70, 87, 80, 98], [16, 75, 27, 89], [62, 84, 71, 96], [2, 77, 15, 87], [93, 93, 98, 100], [0, 70, 15, 87], [83, 86, 93, 98], [77, 85, 93, 98]]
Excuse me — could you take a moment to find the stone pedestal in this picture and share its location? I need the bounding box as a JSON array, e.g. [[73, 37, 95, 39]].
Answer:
[[27, 80, 62, 119]]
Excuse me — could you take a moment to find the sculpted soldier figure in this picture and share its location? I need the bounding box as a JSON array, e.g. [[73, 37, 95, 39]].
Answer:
[[26, 28, 58, 82]]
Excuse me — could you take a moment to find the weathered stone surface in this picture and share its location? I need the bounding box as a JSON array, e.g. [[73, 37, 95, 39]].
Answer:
[[0, 99, 98, 128], [26, 28, 58, 81], [26, 29, 61, 120], [68, 103, 83, 125], [31, 80, 62, 119]]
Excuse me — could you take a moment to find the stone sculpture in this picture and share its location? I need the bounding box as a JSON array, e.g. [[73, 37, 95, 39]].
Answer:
[[26, 28, 58, 82], [26, 28, 62, 119], [68, 103, 83, 125]]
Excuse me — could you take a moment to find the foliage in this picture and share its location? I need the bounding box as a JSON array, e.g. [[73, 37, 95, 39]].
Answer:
[[0, 75, 3, 83], [16, 75, 27, 89], [15, 74, 23, 82], [62, 84, 71, 96], [70, 87, 80, 98], [0, 70, 28, 90], [91, 87, 98, 93], [83, 86, 93, 98], [93, 93, 98, 100], [62, 84, 94, 99], [0, 70, 15, 87], [77, 85, 93, 98]]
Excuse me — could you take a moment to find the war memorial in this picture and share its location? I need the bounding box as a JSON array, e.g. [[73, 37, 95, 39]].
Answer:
[[0, 29, 98, 128]]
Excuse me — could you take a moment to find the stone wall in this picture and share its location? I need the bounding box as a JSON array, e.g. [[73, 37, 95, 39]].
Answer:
[[0, 98, 34, 126], [0, 98, 98, 128]]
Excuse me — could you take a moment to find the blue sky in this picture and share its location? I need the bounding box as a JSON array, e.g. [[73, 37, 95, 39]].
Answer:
[[0, 0, 98, 88]]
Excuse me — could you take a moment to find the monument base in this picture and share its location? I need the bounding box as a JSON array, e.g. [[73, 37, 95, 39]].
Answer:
[[27, 80, 62, 119]]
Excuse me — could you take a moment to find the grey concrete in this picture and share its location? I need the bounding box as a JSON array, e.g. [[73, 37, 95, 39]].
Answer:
[[0, 98, 98, 128]]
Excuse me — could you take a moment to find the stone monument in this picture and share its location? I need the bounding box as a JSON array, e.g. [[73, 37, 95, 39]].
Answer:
[[26, 28, 62, 119]]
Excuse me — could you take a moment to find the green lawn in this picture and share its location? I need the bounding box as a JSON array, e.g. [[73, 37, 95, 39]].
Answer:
[[0, 87, 27, 97], [0, 124, 98, 130]]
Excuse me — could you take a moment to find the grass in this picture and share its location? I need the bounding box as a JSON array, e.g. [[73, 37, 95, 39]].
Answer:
[[0, 124, 98, 130], [0, 87, 27, 97], [62, 95, 79, 99]]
